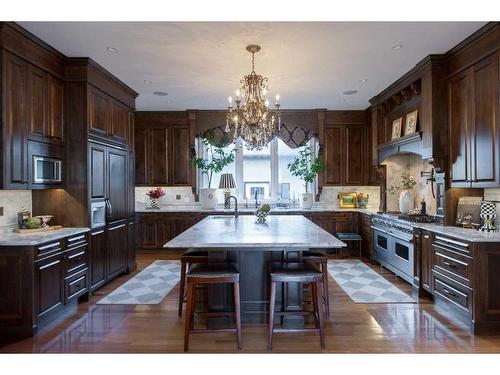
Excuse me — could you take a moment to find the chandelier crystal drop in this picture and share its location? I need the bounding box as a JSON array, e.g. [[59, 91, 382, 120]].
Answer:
[[225, 44, 281, 150]]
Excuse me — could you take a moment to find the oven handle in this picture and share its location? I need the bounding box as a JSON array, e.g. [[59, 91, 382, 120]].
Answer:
[[371, 226, 413, 243]]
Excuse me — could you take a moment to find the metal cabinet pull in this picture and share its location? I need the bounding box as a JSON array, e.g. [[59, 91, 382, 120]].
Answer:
[[39, 259, 60, 270]]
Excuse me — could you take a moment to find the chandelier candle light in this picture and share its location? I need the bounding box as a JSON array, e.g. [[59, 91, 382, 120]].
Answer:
[[226, 44, 281, 150]]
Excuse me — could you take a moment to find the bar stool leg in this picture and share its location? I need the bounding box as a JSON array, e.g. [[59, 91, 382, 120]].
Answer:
[[178, 259, 187, 317], [311, 282, 319, 327], [233, 281, 242, 350], [315, 281, 326, 349], [321, 262, 330, 317], [184, 281, 195, 352], [268, 281, 277, 351]]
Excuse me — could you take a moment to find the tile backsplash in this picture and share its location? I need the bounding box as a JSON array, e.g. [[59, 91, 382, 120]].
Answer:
[[382, 154, 436, 214], [0, 190, 32, 232], [135, 187, 195, 206], [318, 186, 381, 209]]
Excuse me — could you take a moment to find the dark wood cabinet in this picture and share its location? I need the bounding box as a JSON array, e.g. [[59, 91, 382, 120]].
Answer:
[[88, 85, 109, 137], [27, 64, 47, 139], [134, 112, 193, 186], [3, 51, 28, 188], [323, 123, 369, 186], [107, 148, 128, 222], [107, 222, 128, 279], [88, 85, 133, 147], [89, 228, 107, 290], [35, 251, 64, 318], [359, 213, 373, 259], [47, 76, 65, 143], [89, 142, 106, 199], [449, 52, 499, 188], [128, 219, 136, 272]]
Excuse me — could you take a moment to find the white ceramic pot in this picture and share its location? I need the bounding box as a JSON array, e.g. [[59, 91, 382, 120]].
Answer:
[[301, 192, 314, 209], [200, 188, 218, 210], [399, 189, 414, 214]]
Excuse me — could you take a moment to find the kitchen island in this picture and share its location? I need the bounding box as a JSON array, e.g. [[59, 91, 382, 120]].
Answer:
[[164, 215, 346, 325]]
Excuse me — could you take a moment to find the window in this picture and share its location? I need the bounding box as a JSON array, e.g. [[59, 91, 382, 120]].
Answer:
[[198, 136, 317, 203]]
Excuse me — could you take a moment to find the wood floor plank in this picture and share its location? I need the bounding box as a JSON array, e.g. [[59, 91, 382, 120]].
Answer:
[[1, 249, 500, 353]]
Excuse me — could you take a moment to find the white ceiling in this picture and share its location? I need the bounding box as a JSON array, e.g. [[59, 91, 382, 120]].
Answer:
[[20, 22, 486, 111]]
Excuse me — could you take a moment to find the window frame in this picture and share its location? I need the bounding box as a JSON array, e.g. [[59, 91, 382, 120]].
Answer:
[[196, 136, 319, 203]]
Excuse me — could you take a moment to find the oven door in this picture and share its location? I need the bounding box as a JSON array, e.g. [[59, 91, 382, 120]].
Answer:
[[392, 236, 414, 277], [373, 228, 392, 262]]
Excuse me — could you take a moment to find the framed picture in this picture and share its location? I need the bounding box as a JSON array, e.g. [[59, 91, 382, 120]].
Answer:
[[391, 117, 403, 140], [456, 196, 482, 226], [404, 110, 418, 135], [338, 192, 357, 208]]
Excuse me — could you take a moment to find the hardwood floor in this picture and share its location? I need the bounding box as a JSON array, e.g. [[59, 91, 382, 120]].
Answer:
[[1, 249, 500, 353]]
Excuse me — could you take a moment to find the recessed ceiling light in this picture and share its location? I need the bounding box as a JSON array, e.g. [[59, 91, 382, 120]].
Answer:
[[153, 91, 168, 96], [359, 79, 368, 83], [391, 43, 403, 50], [144, 80, 153, 84], [343, 90, 358, 95], [106, 46, 119, 52]]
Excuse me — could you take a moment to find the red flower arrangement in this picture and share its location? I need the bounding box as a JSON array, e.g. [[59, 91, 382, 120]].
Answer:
[[146, 187, 166, 199]]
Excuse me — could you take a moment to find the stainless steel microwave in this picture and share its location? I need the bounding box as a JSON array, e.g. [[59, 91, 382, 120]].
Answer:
[[33, 156, 62, 184]]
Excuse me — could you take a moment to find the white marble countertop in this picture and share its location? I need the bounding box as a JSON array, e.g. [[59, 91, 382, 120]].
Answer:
[[413, 222, 500, 243], [135, 203, 378, 215], [164, 215, 347, 249], [0, 227, 90, 247]]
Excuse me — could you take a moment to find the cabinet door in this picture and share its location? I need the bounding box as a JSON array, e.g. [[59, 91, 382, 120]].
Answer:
[[345, 125, 364, 185], [421, 230, 434, 293], [109, 98, 129, 145], [470, 53, 499, 187], [137, 220, 160, 249], [47, 75, 65, 144], [27, 64, 47, 139], [108, 148, 128, 222], [134, 127, 149, 185], [127, 156, 135, 218], [128, 219, 136, 271], [128, 111, 135, 154], [4, 51, 28, 188], [324, 126, 343, 185], [89, 142, 106, 199], [150, 127, 169, 185], [89, 228, 107, 290], [35, 253, 64, 318], [88, 86, 109, 137], [448, 70, 472, 187], [107, 222, 128, 279], [170, 125, 191, 185]]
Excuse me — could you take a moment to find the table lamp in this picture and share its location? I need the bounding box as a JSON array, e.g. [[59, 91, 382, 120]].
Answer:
[[219, 173, 236, 209]]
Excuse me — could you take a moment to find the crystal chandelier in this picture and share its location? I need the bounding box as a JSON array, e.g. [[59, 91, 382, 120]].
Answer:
[[225, 44, 281, 150]]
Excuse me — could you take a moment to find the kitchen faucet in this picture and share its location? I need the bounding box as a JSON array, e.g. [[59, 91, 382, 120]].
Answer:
[[225, 195, 239, 218]]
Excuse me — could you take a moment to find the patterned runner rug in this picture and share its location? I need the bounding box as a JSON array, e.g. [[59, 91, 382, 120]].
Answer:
[[97, 260, 181, 305], [327, 259, 415, 303]]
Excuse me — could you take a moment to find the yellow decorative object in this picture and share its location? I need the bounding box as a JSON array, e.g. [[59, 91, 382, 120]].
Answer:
[[338, 192, 357, 208]]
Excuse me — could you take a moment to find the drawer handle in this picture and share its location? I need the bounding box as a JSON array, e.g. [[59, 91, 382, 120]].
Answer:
[[38, 242, 61, 251], [68, 235, 85, 243], [39, 259, 60, 270], [435, 236, 468, 249], [68, 251, 85, 260], [435, 251, 468, 267], [442, 288, 459, 299], [443, 261, 458, 269], [69, 275, 86, 287]]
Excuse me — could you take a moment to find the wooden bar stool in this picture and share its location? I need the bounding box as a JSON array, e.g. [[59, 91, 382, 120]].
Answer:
[[178, 249, 208, 317], [268, 262, 325, 351], [184, 263, 241, 352], [336, 232, 363, 258], [302, 251, 330, 317]]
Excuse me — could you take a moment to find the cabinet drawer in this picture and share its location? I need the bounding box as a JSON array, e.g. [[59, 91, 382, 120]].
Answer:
[[65, 269, 88, 302], [433, 244, 472, 285], [37, 241, 63, 259], [433, 271, 472, 314], [65, 244, 88, 276], [66, 234, 87, 249], [433, 235, 470, 255]]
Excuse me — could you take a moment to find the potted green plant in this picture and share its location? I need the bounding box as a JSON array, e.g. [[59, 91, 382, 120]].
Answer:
[[287, 146, 323, 209], [192, 135, 235, 209]]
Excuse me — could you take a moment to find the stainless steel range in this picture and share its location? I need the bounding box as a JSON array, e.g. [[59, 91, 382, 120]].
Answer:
[[371, 214, 417, 283]]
